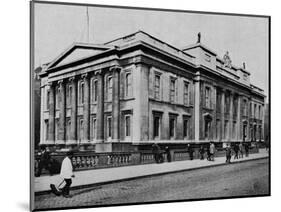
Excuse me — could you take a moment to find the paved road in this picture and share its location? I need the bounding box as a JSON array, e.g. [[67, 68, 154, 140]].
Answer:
[[35, 158, 269, 210]]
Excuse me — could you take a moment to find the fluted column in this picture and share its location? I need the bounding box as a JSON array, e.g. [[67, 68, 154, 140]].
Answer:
[[48, 82, 56, 143], [194, 73, 200, 142], [82, 73, 90, 143], [69, 76, 77, 144], [111, 66, 121, 142], [96, 70, 104, 143], [229, 92, 233, 140], [221, 89, 225, 140], [57, 80, 66, 144]]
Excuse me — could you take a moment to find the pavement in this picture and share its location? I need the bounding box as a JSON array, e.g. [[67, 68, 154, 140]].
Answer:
[[34, 149, 269, 194]]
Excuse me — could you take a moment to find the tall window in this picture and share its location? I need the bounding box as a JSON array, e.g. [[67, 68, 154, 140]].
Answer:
[[79, 119, 84, 141], [170, 78, 176, 103], [45, 120, 49, 140], [204, 119, 211, 139], [254, 104, 257, 119], [153, 116, 160, 138], [46, 89, 50, 110], [92, 118, 96, 139], [79, 81, 84, 105], [66, 120, 71, 140], [224, 120, 228, 139], [55, 87, 60, 109], [107, 117, 112, 138], [258, 105, 261, 120], [183, 118, 189, 139], [169, 117, 176, 138], [125, 72, 132, 97], [55, 119, 59, 140], [67, 84, 72, 107], [205, 87, 211, 108], [183, 82, 189, 106], [92, 80, 98, 103], [232, 121, 236, 139], [243, 99, 247, 116], [216, 120, 220, 139], [125, 115, 131, 137], [107, 76, 112, 101], [154, 74, 160, 100], [216, 91, 221, 113]]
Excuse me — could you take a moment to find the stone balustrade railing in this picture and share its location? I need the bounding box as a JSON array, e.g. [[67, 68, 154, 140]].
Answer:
[[35, 145, 260, 176]]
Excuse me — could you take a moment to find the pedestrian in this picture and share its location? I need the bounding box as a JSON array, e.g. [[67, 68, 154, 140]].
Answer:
[[60, 151, 75, 198], [244, 143, 249, 157], [199, 145, 205, 160], [187, 144, 194, 160], [206, 144, 211, 161], [209, 142, 216, 161], [165, 146, 172, 162], [233, 144, 239, 159], [152, 143, 161, 163], [239, 142, 244, 158], [225, 144, 232, 163], [36, 145, 52, 177]]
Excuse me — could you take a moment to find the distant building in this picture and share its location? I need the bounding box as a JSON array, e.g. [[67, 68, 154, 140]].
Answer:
[[38, 31, 266, 152]]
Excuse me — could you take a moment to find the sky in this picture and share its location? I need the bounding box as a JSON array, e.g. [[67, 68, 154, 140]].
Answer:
[[34, 3, 269, 98]]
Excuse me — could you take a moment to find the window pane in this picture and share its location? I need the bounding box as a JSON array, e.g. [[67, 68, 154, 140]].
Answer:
[[154, 117, 159, 137], [125, 116, 130, 136]]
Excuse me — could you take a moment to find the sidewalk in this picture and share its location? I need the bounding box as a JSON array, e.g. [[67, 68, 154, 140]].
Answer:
[[34, 150, 269, 194]]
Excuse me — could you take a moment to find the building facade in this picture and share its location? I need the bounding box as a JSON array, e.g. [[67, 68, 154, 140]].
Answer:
[[39, 31, 266, 152]]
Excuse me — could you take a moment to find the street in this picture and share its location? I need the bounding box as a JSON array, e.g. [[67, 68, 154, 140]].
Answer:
[[35, 158, 269, 210]]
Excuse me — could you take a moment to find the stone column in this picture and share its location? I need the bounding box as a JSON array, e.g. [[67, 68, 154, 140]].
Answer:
[[96, 70, 104, 143], [82, 73, 90, 143], [229, 92, 233, 140], [57, 80, 66, 144], [194, 73, 200, 142], [221, 89, 225, 141], [111, 66, 121, 142], [48, 82, 56, 143], [69, 76, 77, 144], [236, 94, 241, 141]]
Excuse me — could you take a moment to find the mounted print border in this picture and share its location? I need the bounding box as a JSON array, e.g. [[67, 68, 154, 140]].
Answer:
[[30, 0, 270, 211]]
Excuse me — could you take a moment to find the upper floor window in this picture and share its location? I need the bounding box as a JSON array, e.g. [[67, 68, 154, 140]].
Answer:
[[154, 74, 161, 100], [243, 99, 247, 116], [170, 78, 176, 103], [107, 76, 112, 101], [55, 87, 61, 109], [91, 79, 98, 103], [46, 89, 50, 110], [79, 81, 85, 105], [258, 105, 261, 119], [67, 84, 72, 107], [183, 82, 189, 106], [254, 104, 257, 119], [125, 72, 132, 97], [205, 86, 211, 108]]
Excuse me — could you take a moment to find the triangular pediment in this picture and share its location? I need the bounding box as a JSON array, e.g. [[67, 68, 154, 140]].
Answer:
[[47, 43, 111, 70]]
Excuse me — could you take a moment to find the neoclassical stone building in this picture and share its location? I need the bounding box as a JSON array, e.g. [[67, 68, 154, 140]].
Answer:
[[39, 31, 265, 152]]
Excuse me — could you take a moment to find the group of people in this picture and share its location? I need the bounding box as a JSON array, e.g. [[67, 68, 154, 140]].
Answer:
[[188, 142, 216, 161], [225, 142, 250, 164], [152, 143, 172, 163]]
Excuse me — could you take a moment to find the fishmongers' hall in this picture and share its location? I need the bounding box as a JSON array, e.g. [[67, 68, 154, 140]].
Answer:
[[39, 31, 266, 152]]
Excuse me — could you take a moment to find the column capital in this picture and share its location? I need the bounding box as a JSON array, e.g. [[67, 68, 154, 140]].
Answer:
[[109, 65, 122, 72], [68, 76, 77, 83], [94, 69, 103, 76], [57, 79, 65, 87], [48, 81, 56, 87]]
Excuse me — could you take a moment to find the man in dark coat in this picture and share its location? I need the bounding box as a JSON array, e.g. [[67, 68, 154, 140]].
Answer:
[[165, 146, 172, 162], [199, 145, 205, 160], [152, 143, 161, 163], [187, 144, 194, 160], [225, 144, 232, 163], [244, 143, 249, 157], [36, 146, 51, 177]]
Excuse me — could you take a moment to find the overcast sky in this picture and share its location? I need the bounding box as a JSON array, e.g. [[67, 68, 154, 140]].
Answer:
[[34, 3, 269, 98]]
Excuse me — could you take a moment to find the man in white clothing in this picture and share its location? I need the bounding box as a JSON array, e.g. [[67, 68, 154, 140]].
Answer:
[[60, 151, 75, 197]]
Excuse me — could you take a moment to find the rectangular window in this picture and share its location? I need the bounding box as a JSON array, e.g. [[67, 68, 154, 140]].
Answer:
[[243, 100, 247, 116], [254, 104, 257, 119], [224, 121, 228, 139], [216, 91, 221, 113], [184, 82, 189, 106], [93, 118, 96, 139], [45, 120, 49, 140], [125, 116, 131, 137], [216, 120, 220, 139], [155, 75, 160, 100], [258, 105, 261, 119], [67, 84, 72, 107], [107, 117, 112, 138], [125, 73, 132, 97], [153, 116, 160, 138], [91, 79, 98, 103], [66, 120, 71, 140], [46, 89, 50, 110], [170, 78, 176, 103], [79, 119, 84, 141], [232, 121, 236, 139], [81, 82, 84, 104], [205, 87, 211, 108], [107, 76, 112, 101], [169, 117, 176, 138], [55, 119, 59, 140], [183, 119, 189, 138], [56, 87, 60, 109]]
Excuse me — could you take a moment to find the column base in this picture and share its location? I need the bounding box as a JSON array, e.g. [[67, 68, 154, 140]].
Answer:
[[55, 140, 65, 145]]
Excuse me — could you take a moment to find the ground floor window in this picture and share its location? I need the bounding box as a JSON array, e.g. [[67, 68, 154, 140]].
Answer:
[[243, 123, 247, 141], [169, 115, 177, 139], [153, 112, 163, 139], [107, 116, 112, 138], [204, 117, 212, 139], [92, 118, 96, 140], [45, 120, 49, 140], [55, 119, 59, 140], [216, 119, 220, 139], [66, 120, 71, 140], [183, 117, 189, 139], [224, 120, 228, 139], [78, 119, 84, 141], [232, 121, 236, 139], [125, 115, 131, 137]]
